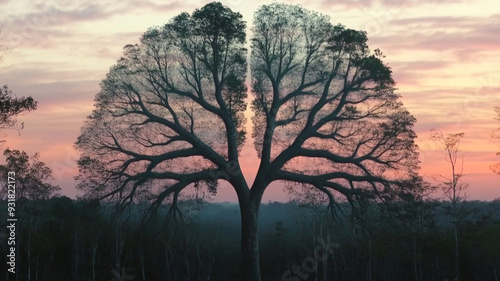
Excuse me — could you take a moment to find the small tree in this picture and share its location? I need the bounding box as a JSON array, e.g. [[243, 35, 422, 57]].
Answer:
[[0, 29, 38, 137], [491, 107, 500, 174], [0, 149, 60, 280], [0, 148, 60, 200], [0, 85, 37, 134], [431, 129, 467, 281]]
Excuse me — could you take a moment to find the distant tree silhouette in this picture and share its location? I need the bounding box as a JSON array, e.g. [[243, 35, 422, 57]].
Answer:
[[0, 86, 37, 132], [75, 2, 419, 280], [431, 129, 468, 281], [0, 148, 60, 200], [491, 107, 500, 174], [382, 175, 438, 281], [0, 29, 38, 140]]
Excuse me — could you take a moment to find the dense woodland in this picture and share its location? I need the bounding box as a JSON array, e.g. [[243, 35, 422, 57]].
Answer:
[[1, 197, 499, 281]]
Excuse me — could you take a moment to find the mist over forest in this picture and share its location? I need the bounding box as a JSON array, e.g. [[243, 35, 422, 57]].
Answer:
[[1, 197, 500, 281]]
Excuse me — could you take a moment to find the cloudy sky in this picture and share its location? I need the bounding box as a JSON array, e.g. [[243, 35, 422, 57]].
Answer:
[[1, 0, 499, 202]]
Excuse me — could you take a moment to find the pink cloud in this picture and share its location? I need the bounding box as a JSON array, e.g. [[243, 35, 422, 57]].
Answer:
[[370, 14, 500, 60]]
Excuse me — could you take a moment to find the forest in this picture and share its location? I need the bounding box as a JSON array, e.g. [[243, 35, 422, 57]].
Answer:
[[0, 197, 499, 281]]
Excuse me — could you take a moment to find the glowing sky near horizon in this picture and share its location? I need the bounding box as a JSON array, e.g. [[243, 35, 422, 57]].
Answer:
[[1, 0, 499, 202]]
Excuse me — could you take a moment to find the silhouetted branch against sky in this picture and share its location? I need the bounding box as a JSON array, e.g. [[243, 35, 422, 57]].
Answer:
[[0, 85, 38, 133], [0, 28, 38, 140], [430, 129, 468, 203], [75, 2, 248, 211], [490, 107, 500, 175], [0, 148, 60, 200]]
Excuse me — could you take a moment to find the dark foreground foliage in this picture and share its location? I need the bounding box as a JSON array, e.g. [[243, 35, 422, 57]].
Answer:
[[1, 197, 499, 281]]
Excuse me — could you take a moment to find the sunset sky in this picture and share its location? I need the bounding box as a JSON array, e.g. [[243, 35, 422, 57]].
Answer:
[[1, 0, 499, 202]]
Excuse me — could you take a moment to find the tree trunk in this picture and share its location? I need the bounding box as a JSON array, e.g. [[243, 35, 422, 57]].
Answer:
[[91, 244, 97, 281], [27, 227, 31, 281], [74, 230, 79, 281], [367, 238, 372, 281], [115, 223, 122, 273], [320, 229, 327, 281], [454, 224, 459, 281], [492, 261, 498, 281], [413, 236, 418, 281], [239, 199, 261, 281], [35, 257, 39, 281], [140, 254, 146, 281]]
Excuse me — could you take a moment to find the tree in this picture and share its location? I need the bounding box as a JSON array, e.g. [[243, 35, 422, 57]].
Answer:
[[382, 175, 438, 281], [0, 148, 60, 200], [75, 2, 419, 280], [0, 149, 59, 280], [491, 107, 500, 174], [0, 29, 38, 136], [0, 85, 38, 132], [431, 129, 468, 281]]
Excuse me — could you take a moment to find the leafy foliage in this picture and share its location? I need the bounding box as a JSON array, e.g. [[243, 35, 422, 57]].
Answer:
[[0, 85, 37, 132], [491, 107, 500, 174], [75, 2, 247, 210], [0, 148, 60, 200], [75, 3, 420, 280], [250, 3, 418, 209]]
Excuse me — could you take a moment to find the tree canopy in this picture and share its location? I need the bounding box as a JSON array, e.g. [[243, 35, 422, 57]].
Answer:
[[0, 148, 60, 200], [0, 29, 38, 135], [76, 2, 248, 211], [0, 85, 37, 132], [76, 1, 418, 211], [75, 2, 419, 280], [250, 3, 418, 208]]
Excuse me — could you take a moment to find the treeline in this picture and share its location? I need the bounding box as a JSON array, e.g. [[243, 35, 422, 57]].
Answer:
[[1, 197, 499, 281]]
